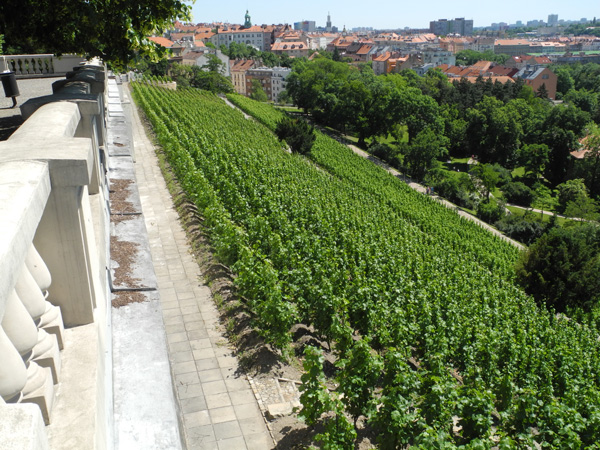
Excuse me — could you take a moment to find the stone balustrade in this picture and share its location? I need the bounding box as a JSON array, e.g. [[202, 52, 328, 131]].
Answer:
[[0, 60, 110, 449], [0, 54, 87, 78]]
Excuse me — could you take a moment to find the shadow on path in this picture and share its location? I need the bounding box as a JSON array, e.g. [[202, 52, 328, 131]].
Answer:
[[0, 115, 23, 141]]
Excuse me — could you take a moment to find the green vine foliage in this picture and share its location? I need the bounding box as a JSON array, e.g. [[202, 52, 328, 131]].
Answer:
[[132, 85, 600, 447]]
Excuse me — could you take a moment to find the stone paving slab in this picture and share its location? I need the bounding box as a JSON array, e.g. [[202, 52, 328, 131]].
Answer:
[[124, 83, 275, 450], [107, 156, 143, 214], [110, 214, 158, 291], [111, 291, 182, 449]]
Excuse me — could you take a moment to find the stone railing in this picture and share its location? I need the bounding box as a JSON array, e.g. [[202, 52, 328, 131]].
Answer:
[[0, 60, 110, 449], [0, 54, 87, 78]]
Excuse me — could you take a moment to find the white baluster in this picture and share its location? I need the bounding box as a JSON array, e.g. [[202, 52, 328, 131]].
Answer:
[[25, 245, 51, 292], [1, 290, 38, 357], [16, 265, 46, 321], [15, 263, 62, 384], [0, 326, 28, 403], [25, 245, 65, 349], [1, 290, 54, 424]]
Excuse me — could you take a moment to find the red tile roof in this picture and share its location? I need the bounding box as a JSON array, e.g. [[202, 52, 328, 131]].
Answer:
[[148, 36, 174, 48]]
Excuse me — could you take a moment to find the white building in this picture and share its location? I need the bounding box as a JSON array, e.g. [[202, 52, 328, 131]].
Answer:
[[211, 26, 272, 52], [422, 48, 455, 66], [271, 67, 292, 102]]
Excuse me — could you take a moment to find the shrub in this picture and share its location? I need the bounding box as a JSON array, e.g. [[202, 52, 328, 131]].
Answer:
[[502, 181, 535, 207], [495, 213, 545, 245], [275, 117, 316, 155], [477, 199, 506, 223]]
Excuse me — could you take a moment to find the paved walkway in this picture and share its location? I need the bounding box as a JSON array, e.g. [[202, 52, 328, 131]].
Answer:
[[126, 85, 274, 450]]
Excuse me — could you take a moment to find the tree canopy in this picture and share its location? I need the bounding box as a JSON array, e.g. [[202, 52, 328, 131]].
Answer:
[[516, 224, 600, 313], [0, 0, 191, 67]]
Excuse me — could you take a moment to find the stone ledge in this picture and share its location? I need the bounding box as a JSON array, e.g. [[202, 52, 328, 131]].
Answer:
[[0, 403, 50, 450], [0, 161, 51, 318]]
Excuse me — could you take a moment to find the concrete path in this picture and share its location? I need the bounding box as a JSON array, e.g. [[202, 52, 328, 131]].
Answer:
[[126, 85, 274, 450]]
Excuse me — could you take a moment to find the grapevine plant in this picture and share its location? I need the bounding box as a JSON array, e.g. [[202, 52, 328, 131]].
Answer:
[[133, 85, 600, 447]]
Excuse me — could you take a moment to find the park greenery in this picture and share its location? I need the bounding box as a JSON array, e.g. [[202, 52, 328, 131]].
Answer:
[[134, 83, 600, 447], [0, 0, 191, 67]]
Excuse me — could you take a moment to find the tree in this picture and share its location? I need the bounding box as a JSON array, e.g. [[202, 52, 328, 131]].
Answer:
[[519, 143, 550, 179], [191, 69, 233, 94], [572, 126, 600, 198], [469, 163, 499, 200], [556, 178, 589, 214], [275, 116, 316, 155], [541, 104, 591, 186], [536, 83, 549, 99], [532, 183, 558, 218], [516, 224, 600, 312], [249, 79, 268, 102], [202, 54, 226, 75], [0, 0, 191, 67], [564, 196, 600, 221], [402, 127, 448, 180], [502, 181, 535, 207], [466, 96, 523, 166]]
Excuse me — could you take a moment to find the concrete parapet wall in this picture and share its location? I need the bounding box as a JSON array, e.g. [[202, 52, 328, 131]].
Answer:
[[0, 61, 111, 449]]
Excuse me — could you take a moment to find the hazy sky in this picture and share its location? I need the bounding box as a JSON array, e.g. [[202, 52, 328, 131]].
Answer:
[[189, 1, 598, 30]]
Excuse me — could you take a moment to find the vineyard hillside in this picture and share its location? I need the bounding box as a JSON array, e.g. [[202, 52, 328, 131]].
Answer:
[[133, 84, 600, 448]]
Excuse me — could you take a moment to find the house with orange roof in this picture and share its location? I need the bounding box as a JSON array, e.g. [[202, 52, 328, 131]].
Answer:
[[513, 65, 557, 99], [372, 52, 405, 75], [505, 55, 552, 70], [170, 33, 196, 43], [148, 36, 175, 49], [230, 59, 256, 95], [271, 41, 308, 58], [354, 44, 374, 62], [326, 36, 354, 53]]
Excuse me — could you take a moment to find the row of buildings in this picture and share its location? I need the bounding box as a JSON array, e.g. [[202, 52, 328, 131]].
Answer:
[[147, 13, 600, 102], [439, 60, 558, 99]]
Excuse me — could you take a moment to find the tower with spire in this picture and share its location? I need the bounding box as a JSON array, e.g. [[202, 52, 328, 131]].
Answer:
[[244, 10, 252, 28], [326, 12, 332, 32]]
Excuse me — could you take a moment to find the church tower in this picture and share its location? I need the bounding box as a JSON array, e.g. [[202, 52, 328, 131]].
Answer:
[[244, 10, 252, 28]]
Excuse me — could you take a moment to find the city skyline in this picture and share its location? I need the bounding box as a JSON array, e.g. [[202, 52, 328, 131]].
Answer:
[[189, 1, 597, 30]]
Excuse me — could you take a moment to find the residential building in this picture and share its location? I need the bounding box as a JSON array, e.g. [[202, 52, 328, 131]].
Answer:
[[513, 65, 557, 99], [430, 18, 473, 36], [230, 59, 255, 95], [306, 33, 339, 50], [271, 67, 292, 102], [294, 21, 316, 32], [422, 48, 455, 66], [181, 49, 230, 76], [211, 25, 273, 52], [505, 55, 552, 70], [245, 66, 292, 102], [148, 36, 175, 50], [271, 41, 309, 58], [494, 39, 534, 56], [548, 14, 558, 27], [372, 52, 393, 75]]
